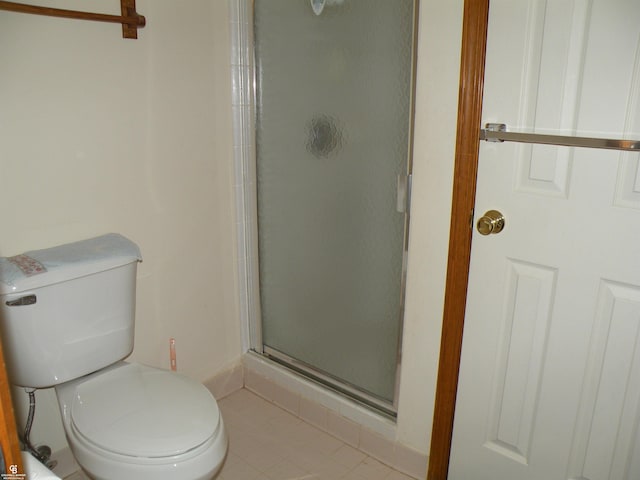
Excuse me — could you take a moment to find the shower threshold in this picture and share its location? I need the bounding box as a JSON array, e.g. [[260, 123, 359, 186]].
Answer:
[[261, 346, 397, 419]]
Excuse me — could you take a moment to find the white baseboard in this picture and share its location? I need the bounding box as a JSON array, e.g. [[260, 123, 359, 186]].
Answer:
[[202, 360, 244, 400]]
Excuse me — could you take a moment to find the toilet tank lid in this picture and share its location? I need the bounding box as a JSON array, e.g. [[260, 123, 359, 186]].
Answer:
[[0, 233, 142, 294]]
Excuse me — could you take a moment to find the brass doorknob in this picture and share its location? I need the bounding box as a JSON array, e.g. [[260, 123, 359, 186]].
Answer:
[[477, 210, 505, 235]]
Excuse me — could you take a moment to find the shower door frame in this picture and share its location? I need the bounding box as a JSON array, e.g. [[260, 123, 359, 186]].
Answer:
[[231, 0, 420, 417]]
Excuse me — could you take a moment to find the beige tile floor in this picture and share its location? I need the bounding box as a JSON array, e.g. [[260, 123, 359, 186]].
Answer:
[[65, 388, 414, 480], [218, 389, 413, 480]]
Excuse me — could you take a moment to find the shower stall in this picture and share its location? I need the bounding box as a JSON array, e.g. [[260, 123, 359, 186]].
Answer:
[[236, 0, 418, 415]]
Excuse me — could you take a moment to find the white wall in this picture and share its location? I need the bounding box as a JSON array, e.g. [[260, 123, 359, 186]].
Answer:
[[0, 0, 241, 452], [395, 0, 463, 452]]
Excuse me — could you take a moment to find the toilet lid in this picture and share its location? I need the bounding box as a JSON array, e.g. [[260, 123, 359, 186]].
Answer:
[[70, 363, 220, 458]]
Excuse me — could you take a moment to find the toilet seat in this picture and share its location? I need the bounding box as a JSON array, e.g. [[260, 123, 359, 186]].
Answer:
[[67, 363, 220, 459]]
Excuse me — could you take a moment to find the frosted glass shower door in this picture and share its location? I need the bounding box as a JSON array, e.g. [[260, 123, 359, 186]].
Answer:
[[254, 0, 415, 406]]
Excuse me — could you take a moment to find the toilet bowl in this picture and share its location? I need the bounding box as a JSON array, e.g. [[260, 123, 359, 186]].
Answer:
[[0, 234, 229, 479], [56, 362, 227, 480]]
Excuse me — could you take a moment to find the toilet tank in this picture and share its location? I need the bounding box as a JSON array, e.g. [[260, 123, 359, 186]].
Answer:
[[0, 234, 142, 388]]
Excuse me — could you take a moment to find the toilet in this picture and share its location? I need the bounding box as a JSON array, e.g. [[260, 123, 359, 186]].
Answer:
[[0, 234, 228, 480]]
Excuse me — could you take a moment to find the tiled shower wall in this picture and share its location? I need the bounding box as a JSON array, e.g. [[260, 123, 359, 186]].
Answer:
[[228, 0, 257, 353]]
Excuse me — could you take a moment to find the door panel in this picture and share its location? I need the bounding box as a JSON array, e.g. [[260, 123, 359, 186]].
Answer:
[[450, 1, 640, 479]]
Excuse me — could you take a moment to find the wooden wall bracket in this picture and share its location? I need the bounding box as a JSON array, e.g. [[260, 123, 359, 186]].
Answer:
[[0, 0, 146, 39], [0, 337, 23, 477]]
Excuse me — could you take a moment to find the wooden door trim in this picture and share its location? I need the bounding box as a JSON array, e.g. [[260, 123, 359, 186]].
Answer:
[[426, 0, 490, 478], [0, 338, 23, 475]]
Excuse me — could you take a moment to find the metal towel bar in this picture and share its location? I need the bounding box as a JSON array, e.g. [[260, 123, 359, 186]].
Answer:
[[480, 123, 640, 152]]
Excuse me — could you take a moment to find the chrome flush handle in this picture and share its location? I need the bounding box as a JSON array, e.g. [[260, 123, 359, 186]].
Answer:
[[5, 294, 37, 307]]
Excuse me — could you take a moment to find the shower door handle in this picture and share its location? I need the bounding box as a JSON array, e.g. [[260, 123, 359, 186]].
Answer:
[[396, 174, 412, 213]]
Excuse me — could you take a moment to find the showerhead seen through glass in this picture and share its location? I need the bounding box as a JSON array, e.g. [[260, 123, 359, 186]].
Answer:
[[310, 0, 345, 16]]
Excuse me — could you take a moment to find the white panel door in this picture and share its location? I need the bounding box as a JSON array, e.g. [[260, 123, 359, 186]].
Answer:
[[449, 1, 640, 479]]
